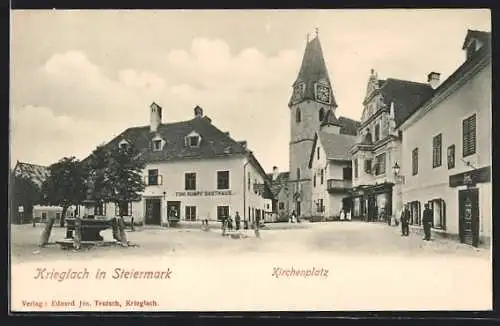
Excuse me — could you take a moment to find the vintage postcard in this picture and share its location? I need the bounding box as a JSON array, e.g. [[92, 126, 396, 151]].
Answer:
[[9, 9, 492, 312]]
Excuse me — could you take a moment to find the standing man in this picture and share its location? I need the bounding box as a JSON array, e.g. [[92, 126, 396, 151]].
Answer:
[[400, 204, 410, 236], [235, 211, 241, 231], [422, 203, 433, 241]]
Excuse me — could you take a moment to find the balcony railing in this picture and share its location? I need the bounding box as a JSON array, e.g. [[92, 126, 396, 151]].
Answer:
[[327, 179, 352, 192]]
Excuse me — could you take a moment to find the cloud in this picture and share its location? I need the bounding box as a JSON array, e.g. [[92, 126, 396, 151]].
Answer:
[[166, 38, 300, 92], [10, 105, 115, 167]]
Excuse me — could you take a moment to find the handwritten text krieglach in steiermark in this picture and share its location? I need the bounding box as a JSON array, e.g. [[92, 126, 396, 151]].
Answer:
[[272, 266, 329, 279], [33, 267, 173, 282]]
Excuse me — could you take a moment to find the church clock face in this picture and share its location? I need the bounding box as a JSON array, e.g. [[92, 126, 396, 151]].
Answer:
[[292, 83, 304, 102], [316, 84, 330, 103]]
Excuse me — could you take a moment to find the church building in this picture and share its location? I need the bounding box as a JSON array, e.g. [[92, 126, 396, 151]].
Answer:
[[286, 32, 359, 219]]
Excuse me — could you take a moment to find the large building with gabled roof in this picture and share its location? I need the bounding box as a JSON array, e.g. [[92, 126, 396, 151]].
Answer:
[[85, 103, 273, 225]]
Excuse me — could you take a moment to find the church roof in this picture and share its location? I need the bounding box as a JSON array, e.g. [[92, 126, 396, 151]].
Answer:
[[378, 78, 434, 127], [12, 161, 49, 188], [308, 131, 357, 167], [293, 36, 338, 107], [319, 131, 357, 161], [320, 109, 360, 136]]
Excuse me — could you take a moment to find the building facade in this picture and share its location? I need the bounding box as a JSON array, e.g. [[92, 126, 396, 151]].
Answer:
[[399, 30, 491, 247], [309, 112, 356, 220], [89, 103, 273, 225], [286, 33, 359, 219], [349, 70, 434, 222]]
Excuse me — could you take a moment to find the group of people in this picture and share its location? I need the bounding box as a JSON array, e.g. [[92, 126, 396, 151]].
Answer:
[[399, 202, 433, 241], [220, 211, 260, 238]]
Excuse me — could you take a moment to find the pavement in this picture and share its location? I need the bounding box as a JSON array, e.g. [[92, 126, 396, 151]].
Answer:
[[10, 221, 491, 311], [10, 220, 489, 262]]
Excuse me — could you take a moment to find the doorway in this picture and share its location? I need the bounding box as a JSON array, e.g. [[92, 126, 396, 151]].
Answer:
[[145, 198, 162, 225], [167, 201, 181, 222], [295, 201, 301, 217], [459, 188, 479, 247]]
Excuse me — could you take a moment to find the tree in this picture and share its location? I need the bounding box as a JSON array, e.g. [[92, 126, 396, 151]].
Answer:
[[103, 144, 145, 244], [85, 145, 111, 215], [41, 157, 88, 228], [10, 171, 42, 224]]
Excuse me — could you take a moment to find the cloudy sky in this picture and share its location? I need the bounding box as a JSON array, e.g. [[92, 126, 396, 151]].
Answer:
[[10, 9, 490, 172]]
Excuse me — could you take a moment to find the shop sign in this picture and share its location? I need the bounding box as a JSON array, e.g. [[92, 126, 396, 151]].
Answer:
[[175, 190, 232, 197]]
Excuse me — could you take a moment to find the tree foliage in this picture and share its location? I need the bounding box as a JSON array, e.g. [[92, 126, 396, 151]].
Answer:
[[10, 171, 42, 223], [41, 157, 88, 226], [102, 144, 145, 216], [85, 145, 111, 206]]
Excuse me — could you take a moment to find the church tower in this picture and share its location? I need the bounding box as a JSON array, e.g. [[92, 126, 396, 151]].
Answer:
[[288, 31, 337, 218]]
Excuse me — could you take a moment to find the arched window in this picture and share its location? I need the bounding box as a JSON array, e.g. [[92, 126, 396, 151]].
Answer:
[[296, 108, 301, 123], [319, 108, 325, 122]]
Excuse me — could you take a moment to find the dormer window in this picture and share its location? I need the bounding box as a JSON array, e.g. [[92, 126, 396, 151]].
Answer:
[[153, 140, 162, 151], [189, 136, 200, 147], [119, 139, 129, 149], [185, 131, 202, 148]]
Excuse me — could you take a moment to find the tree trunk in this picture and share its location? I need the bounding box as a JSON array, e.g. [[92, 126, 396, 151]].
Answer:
[[73, 215, 82, 250], [118, 215, 128, 247], [59, 205, 68, 227], [39, 216, 56, 247]]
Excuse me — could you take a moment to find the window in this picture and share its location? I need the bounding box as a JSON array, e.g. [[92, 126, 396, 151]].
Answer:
[[409, 201, 421, 225], [447, 145, 455, 169], [463, 114, 476, 157], [217, 171, 230, 190], [412, 148, 419, 176], [185, 173, 196, 190], [374, 123, 380, 142], [297, 168, 301, 180], [94, 202, 106, 216], [185, 206, 196, 221], [432, 133, 442, 168], [120, 143, 128, 150], [296, 108, 301, 123], [189, 136, 200, 147], [319, 108, 325, 122], [152, 139, 162, 151], [279, 202, 285, 210], [217, 206, 229, 221], [41, 212, 47, 221], [320, 169, 324, 184], [430, 199, 446, 230], [116, 202, 132, 216], [317, 199, 324, 213], [354, 159, 358, 178], [247, 172, 251, 190], [343, 167, 352, 180], [374, 153, 386, 176], [313, 174, 316, 187], [364, 159, 372, 174], [148, 169, 160, 185], [317, 147, 320, 160]]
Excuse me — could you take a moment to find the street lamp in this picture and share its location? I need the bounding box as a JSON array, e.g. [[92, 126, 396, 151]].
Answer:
[[392, 162, 400, 176]]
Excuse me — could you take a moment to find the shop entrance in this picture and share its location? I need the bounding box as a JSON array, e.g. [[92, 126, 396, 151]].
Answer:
[[459, 188, 479, 247]]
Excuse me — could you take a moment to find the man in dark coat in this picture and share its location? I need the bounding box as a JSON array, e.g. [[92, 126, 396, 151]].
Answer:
[[235, 212, 241, 231], [400, 204, 410, 236], [422, 203, 433, 241]]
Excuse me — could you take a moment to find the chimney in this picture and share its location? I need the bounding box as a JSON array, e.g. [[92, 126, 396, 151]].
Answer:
[[272, 166, 279, 181], [150, 102, 162, 133], [194, 105, 203, 118], [238, 141, 247, 149], [427, 72, 440, 89], [224, 132, 230, 137]]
